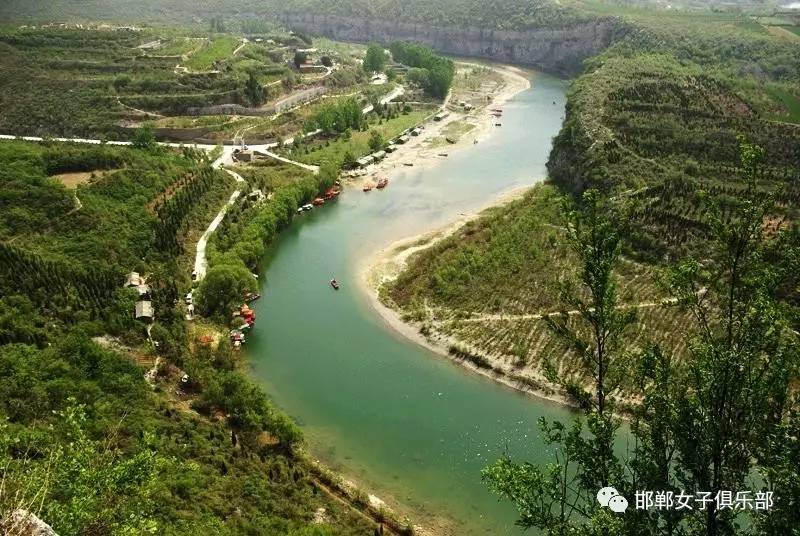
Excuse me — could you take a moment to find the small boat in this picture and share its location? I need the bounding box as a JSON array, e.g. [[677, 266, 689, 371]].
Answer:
[[438, 153, 448, 157], [403, 162, 413, 167], [445, 137, 456, 144], [363, 184, 373, 192], [302, 203, 314, 211], [244, 291, 261, 302], [297, 206, 304, 213], [495, 123, 502, 127], [324, 188, 341, 200], [376, 178, 389, 189], [313, 197, 325, 206], [330, 278, 340, 290]]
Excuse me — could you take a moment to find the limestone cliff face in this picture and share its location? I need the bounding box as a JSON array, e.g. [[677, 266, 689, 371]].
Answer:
[[275, 13, 623, 76]]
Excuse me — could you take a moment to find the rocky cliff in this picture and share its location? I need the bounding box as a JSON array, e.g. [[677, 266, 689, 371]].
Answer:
[[276, 13, 624, 76]]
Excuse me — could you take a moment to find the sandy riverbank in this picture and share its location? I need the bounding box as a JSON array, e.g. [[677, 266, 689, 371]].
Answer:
[[358, 185, 582, 411], [351, 63, 587, 410], [345, 63, 532, 187]]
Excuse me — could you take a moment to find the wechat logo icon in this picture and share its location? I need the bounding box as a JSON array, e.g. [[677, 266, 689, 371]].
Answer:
[[597, 486, 628, 513]]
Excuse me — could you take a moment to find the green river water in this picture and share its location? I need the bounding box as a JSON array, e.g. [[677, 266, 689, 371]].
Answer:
[[248, 72, 577, 534]]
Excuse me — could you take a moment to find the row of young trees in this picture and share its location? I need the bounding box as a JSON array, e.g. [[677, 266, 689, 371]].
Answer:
[[484, 141, 800, 535], [154, 164, 217, 253], [306, 97, 364, 135], [0, 242, 121, 313]]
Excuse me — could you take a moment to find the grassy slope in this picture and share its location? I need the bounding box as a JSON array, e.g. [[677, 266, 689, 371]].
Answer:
[[386, 6, 800, 400]]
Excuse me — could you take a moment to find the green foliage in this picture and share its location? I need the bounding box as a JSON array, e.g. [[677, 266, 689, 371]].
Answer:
[[363, 43, 386, 73], [484, 143, 800, 535], [309, 98, 364, 135], [389, 42, 454, 98], [367, 129, 385, 152], [196, 263, 257, 317], [244, 71, 267, 106]]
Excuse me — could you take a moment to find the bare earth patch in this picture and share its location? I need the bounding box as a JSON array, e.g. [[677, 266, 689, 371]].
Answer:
[[51, 169, 113, 188]]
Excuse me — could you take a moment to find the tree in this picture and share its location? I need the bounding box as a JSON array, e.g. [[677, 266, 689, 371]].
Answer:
[[131, 125, 157, 151], [196, 264, 257, 317], [483, 189, 631, 533], [658, 141, 799, 535], [368, 130, 385, 152], [363, 43, 386, 73], [244, 72, 266, 107], [0, 400, 170, 535], [342, 150, 357, 169], [320, 55, 333, 67], [293, 51, 308, 69], [282, 71, 296, 90]]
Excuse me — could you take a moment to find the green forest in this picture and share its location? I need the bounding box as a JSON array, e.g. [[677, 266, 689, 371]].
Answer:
[[0, 139, 384, 534], [1, 0, 799, 534]]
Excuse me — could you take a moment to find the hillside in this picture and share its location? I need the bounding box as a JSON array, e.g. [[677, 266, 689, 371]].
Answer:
[[0, 0, 620, 75], [383, 8, 800, 405]]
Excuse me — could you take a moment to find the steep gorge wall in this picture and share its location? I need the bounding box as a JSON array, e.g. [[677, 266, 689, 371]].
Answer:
[[276, 13, 624, 76]]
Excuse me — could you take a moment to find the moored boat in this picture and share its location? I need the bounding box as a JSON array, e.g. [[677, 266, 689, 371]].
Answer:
[[376, 178, 389, 189], [330, 278, 340, 290]]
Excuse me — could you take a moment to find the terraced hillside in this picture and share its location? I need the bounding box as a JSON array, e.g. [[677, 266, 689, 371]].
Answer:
[[384, 12, 800, 405]]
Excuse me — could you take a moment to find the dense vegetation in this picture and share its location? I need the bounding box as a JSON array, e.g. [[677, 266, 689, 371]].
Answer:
[[0, 140, 374, 534], [484, 146, 800, 536], [0, 0, 590, 30], [389, 42, 454, 99]]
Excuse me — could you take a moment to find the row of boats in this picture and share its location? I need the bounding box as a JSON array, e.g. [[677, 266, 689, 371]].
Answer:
[[363, 177, 389, 192], [297, 187, 342, 213]]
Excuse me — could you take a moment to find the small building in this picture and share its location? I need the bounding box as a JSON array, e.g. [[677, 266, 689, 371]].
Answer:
[[124, 271, 142, 287], [236, 150, 253, 162], [396, 134, 410, 144], [385, 144, 398, 153], [135, 284, 151, 298], [356, 155, 375, 168], [410, 127, 422, 137], [371, 150, 386, 161], [434, 111, 449, 121], [135, 300, 154, 321]]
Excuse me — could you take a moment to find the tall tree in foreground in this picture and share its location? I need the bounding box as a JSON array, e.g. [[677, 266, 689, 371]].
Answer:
[[482, 189, 632, 533], [657, 141, 799, 535], [484, 141, 799, 535]]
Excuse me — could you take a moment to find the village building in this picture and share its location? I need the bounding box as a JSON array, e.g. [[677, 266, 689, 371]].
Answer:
[[434, 111, 449, 121], [135, 300, 154, 321], [356, 155, 375, 168], [371, 150, 386, 161]]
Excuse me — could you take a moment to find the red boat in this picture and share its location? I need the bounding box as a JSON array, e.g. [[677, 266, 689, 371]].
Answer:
[[313, 197, 325, 206], [376, 178, 389, 189], [330, 278, 340, 290], [324, 188, 341, 200]]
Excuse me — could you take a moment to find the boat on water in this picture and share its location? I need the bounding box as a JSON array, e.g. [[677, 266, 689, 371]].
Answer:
[[313, 197, 325, 206], [376, 178, 389, 189], [363, 184, 373, 192], [323, 188, 341, 201], [438, 153, 448, 157], [330, 278, 340, 290], [403, 162, 413, 167]]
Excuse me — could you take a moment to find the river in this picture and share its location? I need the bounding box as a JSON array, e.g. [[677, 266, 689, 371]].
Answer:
[[247, 71, 574, 534]]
